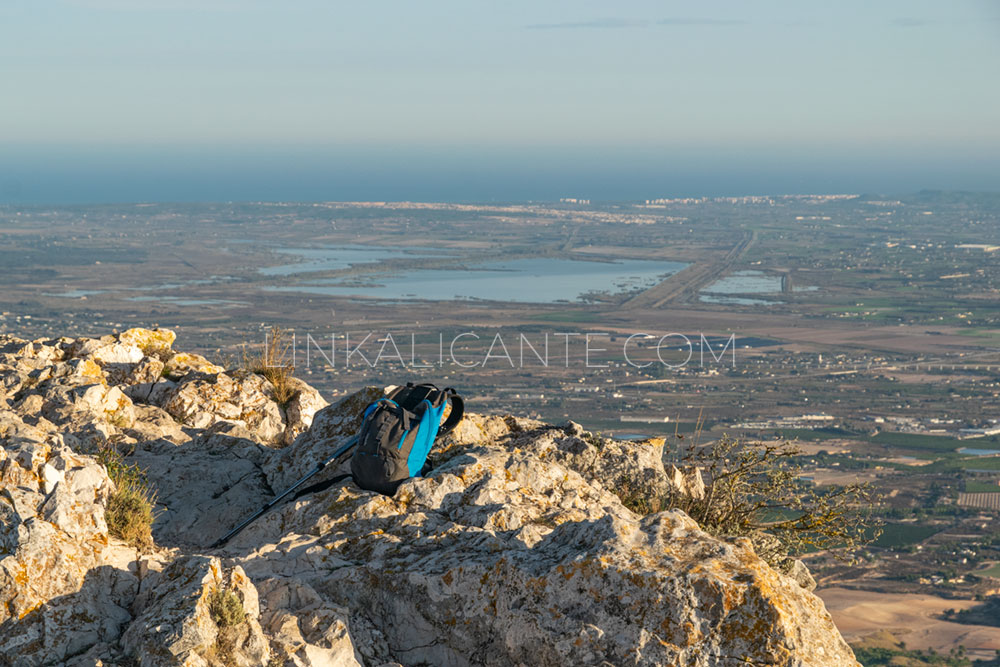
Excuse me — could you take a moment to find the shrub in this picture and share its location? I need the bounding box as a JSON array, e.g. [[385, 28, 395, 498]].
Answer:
[[98, 447, 157, 550], [242, 326, 298, 408], [616, 434, 882, 569], [209, 588, 246, 628]]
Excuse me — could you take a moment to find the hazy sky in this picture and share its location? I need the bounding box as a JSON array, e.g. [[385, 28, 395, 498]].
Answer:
[[2, 0, 999, 202]]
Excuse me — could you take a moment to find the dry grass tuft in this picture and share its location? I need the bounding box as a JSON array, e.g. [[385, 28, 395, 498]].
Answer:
[[242, 326, 298, 408], [98, 447, 157, 550]]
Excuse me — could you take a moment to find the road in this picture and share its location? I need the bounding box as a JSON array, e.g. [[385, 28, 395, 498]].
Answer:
[[623, 229, 757, 309]]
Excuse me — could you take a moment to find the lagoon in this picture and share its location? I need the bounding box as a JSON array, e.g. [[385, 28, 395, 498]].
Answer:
[[266, 255, 686, 303]]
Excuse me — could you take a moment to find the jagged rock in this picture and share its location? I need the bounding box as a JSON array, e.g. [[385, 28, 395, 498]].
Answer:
[[233, 414, 860, 667], [666, 463, 706, 500], [0, 408, 141, 665], [264, 385, 385, 491], [123, 377, 179, 407], [118, 327, 176, 357], [161, 370, 286, 445], [90, 341, 145, 367], [130, 423, 273, 548], [163, 352, 225, 379], [788, 559, 818, 591], [124, 355, 166, 385], [125, 404, 191, 445], [257, 577, 362, 666], [0, 442, 136, 645], [0, 563, 137, 666], [121, 555, 269, 667], [35, 380, 136, 448], [280, 377, 329, 446]]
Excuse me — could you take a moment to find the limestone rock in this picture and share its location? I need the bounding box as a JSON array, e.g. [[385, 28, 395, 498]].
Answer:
[[666, 463, 707, 500], [118, 327, 177, 357], [257, 577, 362, 666], [233, 416, 860, 667], [788, 558, 818, 591], [163, 352, 225, 380], [0, 562, 137, 666], [0, 442, 136, 656], [280, 377, 329, 446], [121, 556, 269, 667], [124, 355, 166, 385], [125, 403, 191, 445], [161, 370, 286, 445], [0, 329, 861, 667], [264, 385, 385, 491], [130, 423, 273, 548]]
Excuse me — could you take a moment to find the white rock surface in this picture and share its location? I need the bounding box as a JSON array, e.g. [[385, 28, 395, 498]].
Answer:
[[232, 414, 858, 666], [122, 555, 270, 666], [161, 370, 287, 445]]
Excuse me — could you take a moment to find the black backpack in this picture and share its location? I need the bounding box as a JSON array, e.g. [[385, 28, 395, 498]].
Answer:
[[350, 383, 464, 496]]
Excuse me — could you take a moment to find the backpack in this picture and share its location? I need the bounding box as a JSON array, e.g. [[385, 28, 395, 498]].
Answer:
[[350, 383, 464, 496]]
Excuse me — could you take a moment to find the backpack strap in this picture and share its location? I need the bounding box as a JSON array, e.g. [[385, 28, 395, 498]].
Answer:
[[437, 389, 464, 436]]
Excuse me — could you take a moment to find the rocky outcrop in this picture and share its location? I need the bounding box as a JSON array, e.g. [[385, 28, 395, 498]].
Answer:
[[0, 438, 138, 665], [122, 556, 269, 666], [0, 328, 860, 666], [230, 412, 857, 666], [257, 577, 362, 666]]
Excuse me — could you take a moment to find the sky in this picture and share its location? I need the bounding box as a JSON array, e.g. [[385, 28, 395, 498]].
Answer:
[[1, 0, 999, 203]]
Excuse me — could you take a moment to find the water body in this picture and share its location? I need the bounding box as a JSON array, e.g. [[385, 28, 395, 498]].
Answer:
[[699, 294, 774, 306], [267, 256, 687, 303], [700, 270, 819, 305], [705, 270, 783, 294], [126, 296, 246, 307], [958, 447, 1000, 457], [5, 147, 998, 205], [46, 289, 107, 298], [259, 246, 447, 276]]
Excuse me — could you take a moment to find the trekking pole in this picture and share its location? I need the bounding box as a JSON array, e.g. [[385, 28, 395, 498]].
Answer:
[[211, 434, 359, 548]]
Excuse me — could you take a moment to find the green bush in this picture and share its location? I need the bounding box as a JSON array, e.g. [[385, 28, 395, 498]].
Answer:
[[209, 588, 246, 628]]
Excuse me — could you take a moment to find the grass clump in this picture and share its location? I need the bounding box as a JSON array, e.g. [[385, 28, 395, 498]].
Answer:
[[106, 408, 132, 429], [209, 588, 246, 628], [140, 342, 174, 364], [98, 447, 156, 550], [242, 326, 298, 408]]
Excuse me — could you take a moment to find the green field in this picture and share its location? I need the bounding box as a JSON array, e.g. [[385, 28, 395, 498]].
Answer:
[[977, 563, 1000, 579], [872, 522, 940, 549], [965, 480, 1000, 493], [961, 457, 1000, 472], [870, 432, 964, 453]]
